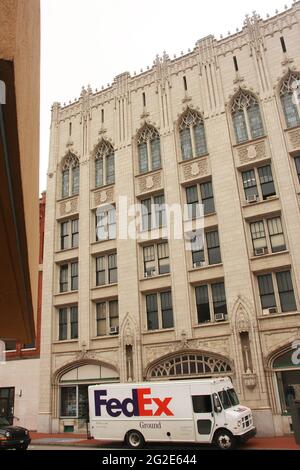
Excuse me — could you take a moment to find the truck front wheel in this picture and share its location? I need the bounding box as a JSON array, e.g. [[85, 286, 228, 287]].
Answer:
[[214, 429, 236, 450], [125, 430, 145, 449]]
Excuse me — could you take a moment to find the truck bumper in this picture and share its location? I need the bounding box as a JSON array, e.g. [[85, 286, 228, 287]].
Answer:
[[238, 427, 257, 443]]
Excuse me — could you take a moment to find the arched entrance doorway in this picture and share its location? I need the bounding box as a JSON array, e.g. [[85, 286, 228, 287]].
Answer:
[[272, 347, 300, 415], [53, 360, 119, 432]]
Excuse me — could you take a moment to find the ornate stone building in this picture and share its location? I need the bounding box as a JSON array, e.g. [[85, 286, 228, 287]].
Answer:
[[39, 4, 300, 436]]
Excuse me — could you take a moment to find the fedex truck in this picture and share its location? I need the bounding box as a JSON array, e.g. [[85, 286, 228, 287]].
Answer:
[[88, 378, 256, 450]]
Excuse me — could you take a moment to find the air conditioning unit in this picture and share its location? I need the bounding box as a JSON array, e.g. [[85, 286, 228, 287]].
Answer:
[[109, 326, 119, 335], [262, 307, 277, 316], [266, 195, 277, 200], [254, 247, 268, 256], [193, 261, 205, 268], [215, 313, 226, 322], [247, 195, 258, 204]]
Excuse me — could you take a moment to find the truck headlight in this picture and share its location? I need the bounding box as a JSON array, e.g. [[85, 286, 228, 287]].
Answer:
[[5, 432, 11, 438], [237, 420, 242, 428]]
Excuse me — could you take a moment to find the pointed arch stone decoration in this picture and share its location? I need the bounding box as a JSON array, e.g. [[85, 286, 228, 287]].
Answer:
[[278, 70, 300, 149], [137, 122, 160, 144], [279, 70, 300, 97], [61, 149, 80, 171], [119, 313, 141, 383], [230, 88, 260, 113], [145, 350, 233, 381], [178, 107, 204, 130], [92, 138, 115, 160]]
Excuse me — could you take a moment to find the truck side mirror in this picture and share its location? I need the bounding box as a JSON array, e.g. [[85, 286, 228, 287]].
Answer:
[[213, 394, 222, 413]]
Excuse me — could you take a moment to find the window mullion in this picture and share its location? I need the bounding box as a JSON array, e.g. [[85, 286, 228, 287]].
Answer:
[[76, 385, 79, 418], [103, 156, 107, 186], [147, 140, 151, 172], [208, 284, 214, 323], [255, 168, 263, 201], [106, 302, 109, 335], [158, 293, 162, 329], [244, 107, 252, 141], [273, 273, 281, 313], [155, 245, 159, 274], [190, 127, 196, 159], [204, 232, 208, 265], [264, 220, 271, 254]]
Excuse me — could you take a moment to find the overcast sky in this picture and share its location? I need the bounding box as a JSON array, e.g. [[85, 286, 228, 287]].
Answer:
[[40, 0, 289, 192]]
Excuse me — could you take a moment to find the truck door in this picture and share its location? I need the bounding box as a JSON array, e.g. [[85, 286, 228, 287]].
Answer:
[[191, 395, 215, 443]]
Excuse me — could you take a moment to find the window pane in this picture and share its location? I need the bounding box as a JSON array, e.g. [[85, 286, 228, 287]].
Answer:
[[180, 128, 193, 160], [71, 219, 79, 248], [96, 303, 106, 336], [71, 262, 78, 291], [151, 138, 161, 170], [158, 243, 170, 274], [108, 208, 116, 240], [138, 142, 148, 174], [258, 274, 276, 310], [268, 218, 286, 253], [200, 182, 215, 215], [96, 256, 105, 286], [146, 294, 159, 330], [250, 221, 267, 252], [62, 170, 69, 198], [59, 308, 68, 341], [248, 104, 264, 139], [195, 285, 210, 324], [295, 156, 300, 182], [276, 271, 297, 313], [61, 222, 69, 250], [281, 93, 300, 129], [70, 306, 78, 339], [60, 387, 77, 417], [242, 170, 258, 200], [60, 265, 68, 293], [212, 283, 227, 316], [161, 291, 174, 329], [109, 300, 119, 328], [233, 110, 248, 143], [106, 154, 115, 184], [206, 231, 221, 265], [186, 186, 199, 219], [258, 166, 276, 199], [108, 254, 118, 284], [194, 123, 207, 156], [141, 198, 151, 231], [95, 158, 103, 187], [72, 166, 80, 195], [154, 194, 166, 228]]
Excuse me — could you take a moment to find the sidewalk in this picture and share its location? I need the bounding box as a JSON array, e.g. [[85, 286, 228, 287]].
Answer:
[[29, 432, 300, 450]]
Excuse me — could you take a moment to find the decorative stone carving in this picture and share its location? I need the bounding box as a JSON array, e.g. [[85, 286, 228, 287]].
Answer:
[[182, 158, 209, 181], [59, 197, 78, 217], [288, 128, 300, 150], [138, 172, 162, 194], [94, 187, 114, 207], [238, 140, 267, 165], [236, 307, 251, 333], [242, 372, 257, 389]]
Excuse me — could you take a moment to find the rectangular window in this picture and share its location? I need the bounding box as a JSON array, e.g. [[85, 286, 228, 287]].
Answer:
[[281, 93, 300, 129], [268, 217, 286, 253], [109, 300, 119, 329], [59, 308, 68, 341], [194, 123, 207, 156], [108, 208, 116, 239], [62, 169, 69, 198], [72, 166, 80, 195], [206, 231, 221, 265], [195, 285, 210, 324], [60, 386, 77, 417], [233, 110, 248, 143], [280, 36, 287, 53], [141, 198, 151, 231], [60, 265, 68, 293], [108, 253, 118, 284], [143, 245, 155, 276], [96, 302, 107, 336], [242, 169, 258, 200], [191, 234, 205, 267], [96, 207, 116, 241], [186, 186, 199, 219], [250, 221, 267, 252], [71, 219, 79, 248], [71, 262, 78, 291], [276, 271, 297, 313], [248, 104, 264, 139], [200, 181, 215, 215], [157, 242, 170, 274], [70, 306, 78, 339], [160, 291, 174, 329], [61, 222, 69, 250], [96, 256, 105, 286], [212, 283, 227, 316], [146, 294, 159, 331], [192, 395, 212, 413], [151, 139, 161, 170], [258, 165, 276, 199], [95, 158, 103, 187], [154, 194, 166, 228], [180, 128, 193, 161], [295, 156, 300, 183], [258, 274, 276, 310]]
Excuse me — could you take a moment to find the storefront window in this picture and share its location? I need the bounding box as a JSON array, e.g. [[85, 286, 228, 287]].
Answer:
[[273, 349, 300, 414], [60, 387, 77, 417]]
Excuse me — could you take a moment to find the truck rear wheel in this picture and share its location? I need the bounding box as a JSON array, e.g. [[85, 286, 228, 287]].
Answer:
[[125, 430, 145, 449], [214, 429, 236, 450]]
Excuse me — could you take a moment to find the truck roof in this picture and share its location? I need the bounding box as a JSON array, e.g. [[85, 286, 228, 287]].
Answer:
[[88, 377, 232, 389]]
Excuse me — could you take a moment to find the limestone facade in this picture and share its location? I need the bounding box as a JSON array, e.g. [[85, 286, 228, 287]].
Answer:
[[39, 4, 300, 436]]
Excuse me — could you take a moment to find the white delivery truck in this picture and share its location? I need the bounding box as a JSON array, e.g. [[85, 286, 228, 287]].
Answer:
[[88, 377, 256, 450]]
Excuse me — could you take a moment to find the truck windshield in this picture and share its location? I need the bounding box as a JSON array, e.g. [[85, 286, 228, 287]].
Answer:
[[218, 388, 240, 409]]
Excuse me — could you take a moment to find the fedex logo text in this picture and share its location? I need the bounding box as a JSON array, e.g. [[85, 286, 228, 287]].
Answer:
[[94, 388, 174, 418]]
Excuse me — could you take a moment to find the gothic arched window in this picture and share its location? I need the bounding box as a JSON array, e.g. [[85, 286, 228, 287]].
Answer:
[[95, 139, 115, 188], [280, 71, 300, 129], [137, 123, 161, 174], [61, 151, 80, 198], [179, 108, 207, 161], [231, 90, 264, 144]]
